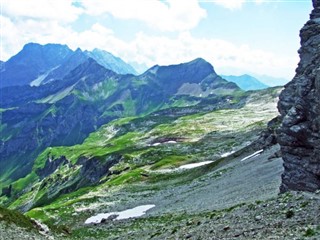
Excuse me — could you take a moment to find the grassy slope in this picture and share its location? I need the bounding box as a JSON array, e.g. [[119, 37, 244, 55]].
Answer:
[[7, 87, 282, 227]]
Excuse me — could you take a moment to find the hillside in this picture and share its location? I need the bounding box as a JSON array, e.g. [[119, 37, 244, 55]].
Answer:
[[2, 2, 320, 237], [1, 85, 282, 231], [0, 51, 240, 190]]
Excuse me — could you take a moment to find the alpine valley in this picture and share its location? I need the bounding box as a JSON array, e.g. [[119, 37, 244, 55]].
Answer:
[[1, 3, 320, 236]]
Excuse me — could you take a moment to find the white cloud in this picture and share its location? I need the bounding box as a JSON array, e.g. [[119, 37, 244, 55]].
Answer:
[[0, 0, 295, 78], [213, 0, 246, 10], [2, 0, 82, 23], [81, 0, 207, 31], [213, 0, 267, 10], [121, 31, 296, 78], [0, 15, 296, 78]]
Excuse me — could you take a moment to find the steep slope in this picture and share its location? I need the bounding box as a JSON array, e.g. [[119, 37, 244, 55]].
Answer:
[[144, 58, 238, 97], [3, 87, 281, 214], [0, 43, 73, 88], [41, 48, 137, 85], [40, 48, 90, 85], [0, 57, 241, 190], [0, 59, 119, 186], [222, 74, 269, 91], [278, 0, 320, 192]]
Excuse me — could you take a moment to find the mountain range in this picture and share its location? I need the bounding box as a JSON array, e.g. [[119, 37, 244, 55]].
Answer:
[[1, 1, 320, 238], [0, 43, 241, 189], [0, 43, 137, 89], [221, 74, 269, 91]]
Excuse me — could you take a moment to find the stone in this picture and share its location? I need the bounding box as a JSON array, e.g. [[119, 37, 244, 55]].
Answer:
[[223, 226, 230, 231], [277, 0, 320, 192]]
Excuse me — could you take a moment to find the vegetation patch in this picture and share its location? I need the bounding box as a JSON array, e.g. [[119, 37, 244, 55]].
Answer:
[[0, 206, 35, 230]]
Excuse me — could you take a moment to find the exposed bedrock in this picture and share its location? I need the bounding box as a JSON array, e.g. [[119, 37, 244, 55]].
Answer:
[[278, 0, 320, 192]]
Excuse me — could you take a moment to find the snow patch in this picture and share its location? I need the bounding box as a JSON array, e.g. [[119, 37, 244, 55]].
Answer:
[[153, 161, 214, 173], [85, 205, 155, 224], [240, 150, 263, 162], [151, 141, 177, 146], [221, 151, 235, 158], [178, 161, 213, 169], [30, 65, 60, 86]]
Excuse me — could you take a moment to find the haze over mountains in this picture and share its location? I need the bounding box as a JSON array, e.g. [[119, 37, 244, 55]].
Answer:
[[221, 74, 269, 91], [0, 43, 288, 90]]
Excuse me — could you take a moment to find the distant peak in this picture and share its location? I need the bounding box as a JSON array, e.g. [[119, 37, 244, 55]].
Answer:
[[190, 58, 208, 63], [91, 48, 114, 57], [23, 42, 71, 50], [24, 42, 40, 47], [75, 47, 83, 52], [154, 58, 212, 69], [183, 58, 214, 71], [92, 48, 107, 53], [241, 74, 254, 78]]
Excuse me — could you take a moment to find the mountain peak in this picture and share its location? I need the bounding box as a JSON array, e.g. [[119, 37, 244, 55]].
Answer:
[[155, 58, 214, 75], [1, 43, 73, 88], [189, 57, 209, 64], [92, 48, 111, 55], [86, 49, 137, 75], [143, 58, 216, 95], [22, 42, 70, 51]]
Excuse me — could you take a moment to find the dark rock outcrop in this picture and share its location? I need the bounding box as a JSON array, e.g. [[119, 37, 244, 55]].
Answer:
[[36, 156, 68, 180], [278, 0, 320, 192]]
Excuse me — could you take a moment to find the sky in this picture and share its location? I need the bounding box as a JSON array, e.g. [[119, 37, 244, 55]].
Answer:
[[0, 0, 313, 79]]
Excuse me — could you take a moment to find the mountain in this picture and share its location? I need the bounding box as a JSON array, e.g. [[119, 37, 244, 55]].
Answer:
[[0, 43, 73, 88], [1, 43, 138, 88], [252, 74, 289, 87], [86, 48, 137, 75], [2, 2, 320, 239], [0, 84, 281, 211], [278, 0, 320, 192], [0, 57, 241, 188], [221, 74, 269, 91]]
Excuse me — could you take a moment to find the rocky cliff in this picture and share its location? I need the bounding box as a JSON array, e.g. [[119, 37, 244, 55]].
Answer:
[[278, 0, 320, 192]]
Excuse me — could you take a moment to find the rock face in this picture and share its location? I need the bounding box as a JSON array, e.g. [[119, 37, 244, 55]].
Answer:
[[278, 0, 320, 192]]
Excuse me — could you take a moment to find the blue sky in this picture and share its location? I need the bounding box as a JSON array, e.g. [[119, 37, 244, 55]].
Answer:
[[1, 0, 312, 79]]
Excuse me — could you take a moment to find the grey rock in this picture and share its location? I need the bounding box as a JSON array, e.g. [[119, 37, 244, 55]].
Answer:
[[278, 0, 320, 192]]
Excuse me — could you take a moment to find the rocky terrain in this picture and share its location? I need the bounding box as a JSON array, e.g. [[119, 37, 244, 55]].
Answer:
[[278, 0, 320, 192], [74, 191, 320, 240], [1, 1, 320, 239]]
